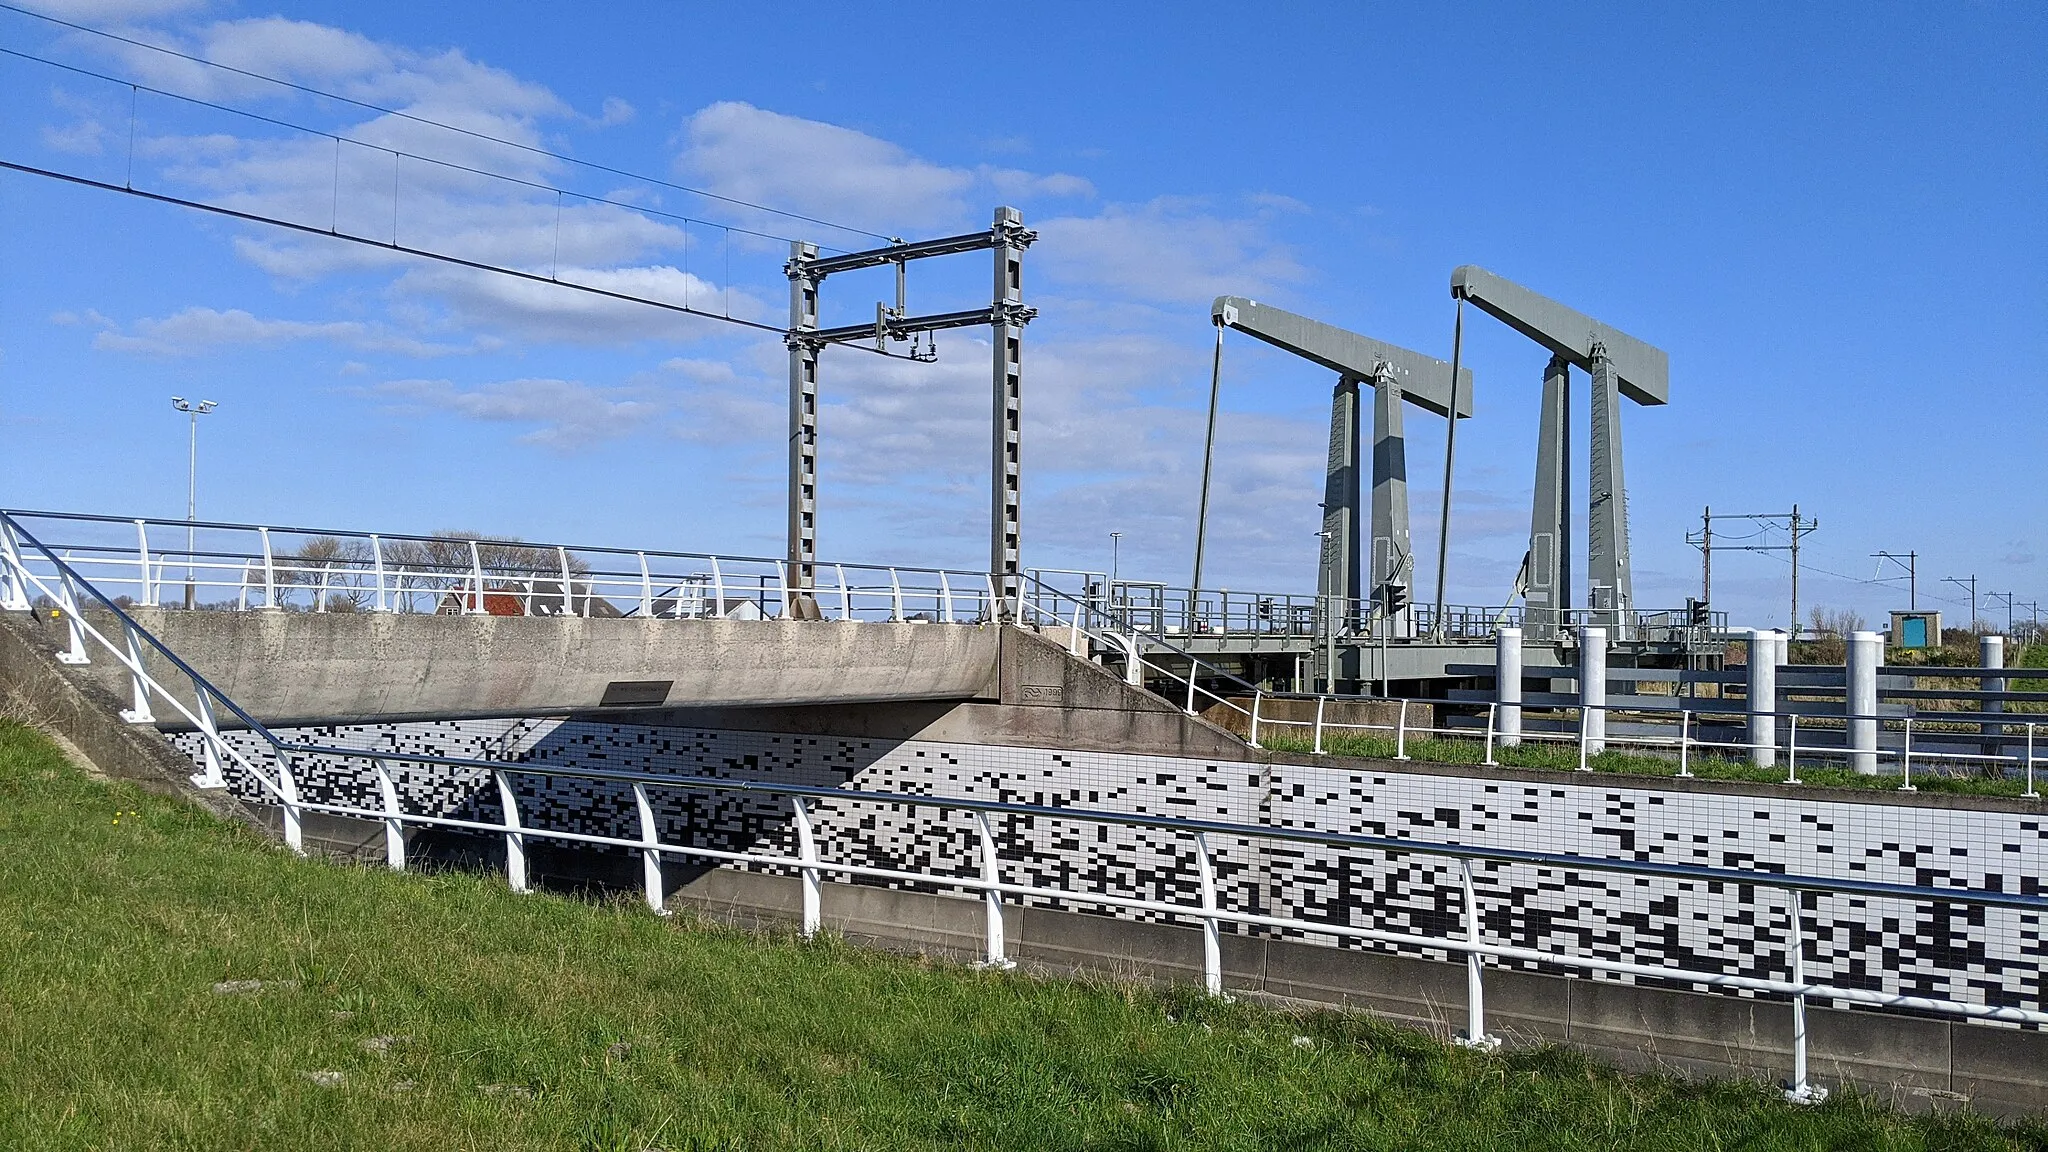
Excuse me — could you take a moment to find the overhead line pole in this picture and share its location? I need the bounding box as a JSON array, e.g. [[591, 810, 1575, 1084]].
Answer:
[[1943, 575, 1979, 634]]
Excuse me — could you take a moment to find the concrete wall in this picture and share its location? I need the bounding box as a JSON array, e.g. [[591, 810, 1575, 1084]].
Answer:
[[63, 608, 1004, 725]]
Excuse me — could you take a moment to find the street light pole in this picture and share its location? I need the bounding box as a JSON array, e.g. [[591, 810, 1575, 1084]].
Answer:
[[171, 397, 218, 609]]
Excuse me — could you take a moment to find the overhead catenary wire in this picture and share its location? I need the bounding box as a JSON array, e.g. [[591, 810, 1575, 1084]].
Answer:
[[0, 157, 910, 356], [0, 46, 820, 251], [0, 2, 893, 242]]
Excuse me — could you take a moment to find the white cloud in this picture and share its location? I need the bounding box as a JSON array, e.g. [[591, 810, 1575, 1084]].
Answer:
[[1034, 197, 1307, 305], [84, 306, 487, 357], [374, 377, 662, 449], [678, 103, 1094, 238]]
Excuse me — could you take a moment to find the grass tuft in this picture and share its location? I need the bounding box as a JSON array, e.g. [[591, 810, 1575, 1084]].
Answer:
[[0, 719, 2041, 1149]]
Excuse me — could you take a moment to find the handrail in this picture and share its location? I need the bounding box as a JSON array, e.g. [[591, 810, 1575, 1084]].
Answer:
[[271, 739, 2048, 912]]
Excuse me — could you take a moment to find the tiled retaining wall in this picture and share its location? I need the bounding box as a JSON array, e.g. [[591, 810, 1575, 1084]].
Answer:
[[177, 718, 2045, 1020]]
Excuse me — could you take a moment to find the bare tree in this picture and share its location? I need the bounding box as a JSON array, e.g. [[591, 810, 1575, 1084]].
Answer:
[[381, 531, 595, 614]]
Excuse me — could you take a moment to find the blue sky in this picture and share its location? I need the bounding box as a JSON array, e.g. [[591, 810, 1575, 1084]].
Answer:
[[1, 1, 2041, 630]]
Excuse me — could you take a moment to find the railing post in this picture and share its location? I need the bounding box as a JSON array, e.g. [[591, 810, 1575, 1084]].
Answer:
[[557, 545, 575, 617], [1496, 625, 1523, 748], [1066, 599, 1083, 657], [1482, 702, 1498, 767], [1676, 710, 1693, 778], [277, 753, 304, 856], [0, 519, 30, 611], [458, 540, 482, 615], [134, 519, 153, 606], [370, 534, 389, 612], [118, 621, 155, 723], [973, 811, 1013, 970], [494, 769, 528, 892], [940, 570, 954, 624], [837, 564, 852, 621], [1782, 890, 1827, 1104], [710, 555, 726, 618], [1248, 691, 1263, 750], [54, 570, 90, 665], [792, 798, 821, 938], [2024, 723, 2037, 799], [1785, 714, 1801, 785], [1898, 717, 1916, 792], [1455, 858, 1498, 1050], [1313, 695, 1326, 755], [258, 526, 279, 610], [889, 568, 904, 622], [638, 552, 653, 619], [188, 678, 226, 789], [1395, 699, 1411, 761], [633, 782, 664, 914], [372, 757, 405, 870], [1194, 831, 1224, 997], [1576, 703, 1591, 772], [985, 573, 1000, 623], [1184, 660, 1199, 715]]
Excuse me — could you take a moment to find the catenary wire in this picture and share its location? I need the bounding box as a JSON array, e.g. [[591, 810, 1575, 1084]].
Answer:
[[0, 2, 892, 241]]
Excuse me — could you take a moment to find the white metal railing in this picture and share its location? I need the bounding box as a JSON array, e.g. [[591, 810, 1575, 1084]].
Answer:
[[6, 511, 2044, 1107]]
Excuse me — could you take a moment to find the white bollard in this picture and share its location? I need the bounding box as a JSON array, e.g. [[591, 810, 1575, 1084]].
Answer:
[[1748, 628, 1778, 769], [1496, 626, 1523, 748], [1579, 626, 1607, 755], [1846, 631, 1881, 775], [1982, 635, 2006, 761]]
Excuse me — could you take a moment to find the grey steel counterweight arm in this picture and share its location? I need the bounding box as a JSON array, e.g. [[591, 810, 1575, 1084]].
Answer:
[[1209, 297, 1474, 657], [1449, 266, 1668, 635], [1212, 297, 1474, 417]]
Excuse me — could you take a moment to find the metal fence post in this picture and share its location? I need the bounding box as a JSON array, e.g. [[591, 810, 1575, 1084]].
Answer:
[[1184, 660, 1199, 716], [1576, 704, 1591, 772], [277, 753, 304, 855], [1785, 714, 1801, 785], [0, 519, 30, 611], [633, 782, 664, 913], [370, 534, 389, 612], [940, 570, 954, 624], [1898, 718, 1916, 793], [494, 769, 529, 892], [890, 569, 904, 622], [710, 555, 726, 618], [1677, 710, 1693, 778], [465, 540, 487, 615], [54, 570, 91, 665], [188, 679, 226, 788], [1482, 702, 1498, 767], [973, 811, 1013, 970], [1395, 699, 1411, 760], [1248, 691, 1264, 750], [1194, 831, 1224, 997], [134, 519, 153, 606], [1783, 890, 1827, 1104], [639, 553, 653, 619], [1456, 858, 1499, 1050], [2024, 723, 2038, 799], [117, 621, 156, 723], [1313, 695, 1326, 755], [372, 757, 405, 870], [258, 526, 279, 610], [792, 798, 822, 938]]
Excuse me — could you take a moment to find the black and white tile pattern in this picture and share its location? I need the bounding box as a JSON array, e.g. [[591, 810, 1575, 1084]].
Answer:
[[175, 719, 2044, 1018]]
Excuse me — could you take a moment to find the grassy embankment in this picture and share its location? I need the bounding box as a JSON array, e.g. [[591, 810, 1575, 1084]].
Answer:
[[1, 721, 2042, 1151]]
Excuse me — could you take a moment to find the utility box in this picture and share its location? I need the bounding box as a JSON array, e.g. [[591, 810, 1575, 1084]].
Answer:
[[1889, 611, 1941, 649]]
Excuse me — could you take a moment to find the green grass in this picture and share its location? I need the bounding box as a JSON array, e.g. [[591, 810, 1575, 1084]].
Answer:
[[1258, 730, 2040, 798], [1, 722, 2042, 1150]]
